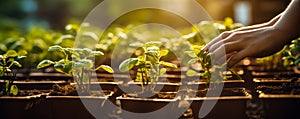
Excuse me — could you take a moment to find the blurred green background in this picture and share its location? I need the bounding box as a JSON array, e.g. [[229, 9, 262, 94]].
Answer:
[[0, 0, 290, 31]]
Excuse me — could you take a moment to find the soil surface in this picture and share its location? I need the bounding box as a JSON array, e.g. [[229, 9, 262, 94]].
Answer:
[[258, 85, 300, 94], [189, 88, 246, 97], [0, 89, 42, 96], [123, 92, 177, 99], [49, 83, 110, 96], [257, 77, 300, 94]]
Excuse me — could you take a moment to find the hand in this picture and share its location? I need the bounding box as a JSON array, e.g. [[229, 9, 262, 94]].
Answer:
[[203, 26, 289, 68]]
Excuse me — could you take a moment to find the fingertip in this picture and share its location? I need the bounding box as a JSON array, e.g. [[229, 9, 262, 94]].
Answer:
[[202, 46, 208, 51]]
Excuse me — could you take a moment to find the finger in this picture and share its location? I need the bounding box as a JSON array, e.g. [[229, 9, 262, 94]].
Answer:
[[209, 32, 241, 53], [202, 31, 232, 51], [202, 35, 222, 51], [210, 41, 243, 61], [212, 51, 238, 66], [226, 52, 237, 59], [227, 50, 247, 68]]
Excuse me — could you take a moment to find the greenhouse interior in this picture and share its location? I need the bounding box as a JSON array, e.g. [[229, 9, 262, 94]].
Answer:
[[0, 0, 299, 119]]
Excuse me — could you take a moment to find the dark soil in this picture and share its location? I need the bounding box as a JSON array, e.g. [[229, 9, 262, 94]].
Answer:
[[258, 85, 300, 94], [189, 88, 247, 97], [251, 71, 299, 79], [258, 77, 300, 94], [123, 92, 177, 99], [49, 83, 111, 96], [98, 78, 115, 82], [0, 89, 42, 97]]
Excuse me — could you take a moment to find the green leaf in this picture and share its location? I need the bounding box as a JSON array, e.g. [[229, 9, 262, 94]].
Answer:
[[54, 63, 65, 73], [159, 50, 169, 57], [5, 81, 9, 92], [17, 56, 26, 60], [135, 72, 143, 82], [48, 45, 63, 52], [0, 44, 7, 51], [0, 67, 4, 76], [160, 68, 167, 76], [188, 58, 198, 65], [10, 85, 18, 96], [295, 58, 300, 65], [82, 32, 99, 41], [5, 50, 18, 57], [160, 61, 177, 68], [65, 48, 75, 56], [13, 61, 22, 67], [93, 51, 104, 56], [37, 60, 54, 69], [78, 59, 93, 69], [201, 71, 210, 79], [96, 65, 114, 73], [283, 59, 292, 67], [9, 41, 22, 50], [55, 34, 74, 44], [18, 50, 27, 56], [64, 61, 73, 74], [186, 70, 197, 77], [291, 46, 300, 56], [146, 52, 158, 62], [119, 58, 139, 72], [82, 48, 93, 57], [65, 24, 79, 32], [185, 51, 197, 58], [74, 62, 84, 68]]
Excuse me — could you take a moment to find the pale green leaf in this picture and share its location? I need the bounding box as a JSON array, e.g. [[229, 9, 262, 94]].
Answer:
[[93, 51, 104, 56], [160, 61, 177, 68], [48, 45, 63, 52], [54, 63, 65, 73], [13, 61, 22, 67], [186, 70, 197, 77], [160, 68, 167, 76], [159, 50, 169, 57], [78, 59, 93, 69], [96, 65, 114, 73], [37, 60, 54, 69], [5, 50, 18, 57], [119, 58, 139, 72], [188, 58, 198, 65], [10, 85, 18, 96], [185, 51, 197, 58]]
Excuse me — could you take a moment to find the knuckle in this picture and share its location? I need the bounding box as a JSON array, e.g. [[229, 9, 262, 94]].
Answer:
[[221, 31, 232, 38]]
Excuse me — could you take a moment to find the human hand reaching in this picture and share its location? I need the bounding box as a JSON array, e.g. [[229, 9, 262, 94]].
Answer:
[[203, 0, 300, 68], [203, 26, 289, 68]]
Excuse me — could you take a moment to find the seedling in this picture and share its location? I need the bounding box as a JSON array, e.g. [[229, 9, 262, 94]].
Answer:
[[0, 50, 26, 96], [37, 45, 114, 93], [282, 38, 300, 67], [119, 41, 177, 94], [185, 45, 241, 83]]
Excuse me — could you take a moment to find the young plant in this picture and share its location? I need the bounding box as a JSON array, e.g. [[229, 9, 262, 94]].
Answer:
[[119, 41, 177, 94], [282, 38, 300, 67], [0, 50, 27, 96], [185, 45, 241, 83], [37, 45, 114, 94]]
